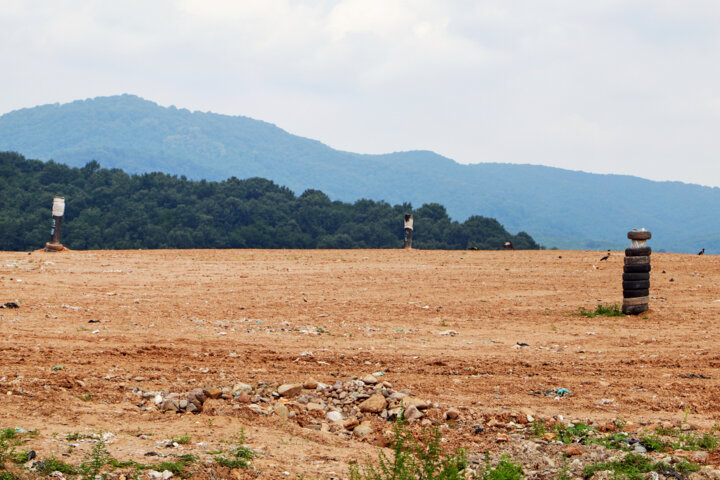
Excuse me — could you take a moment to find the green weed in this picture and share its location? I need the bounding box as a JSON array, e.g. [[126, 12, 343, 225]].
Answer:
[[578, 304, 624, 318], [171, 434, 192, 445], [349, 416, 467, 480], [482, 456, 524, 480], [583, 453, 699, 480], [214, 430, 254, 469]]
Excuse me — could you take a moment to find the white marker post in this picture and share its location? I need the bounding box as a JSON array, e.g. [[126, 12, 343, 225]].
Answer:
[[403, 214, 413, 249], [45, 196, 66, 252]]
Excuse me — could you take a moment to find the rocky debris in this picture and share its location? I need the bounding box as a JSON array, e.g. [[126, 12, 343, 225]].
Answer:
[[444, 408, 460, 420], [359, 393, 387, 413], [146, 470, 174, 480], [277, 383, 303, 397], [133, 387, 207, 414]]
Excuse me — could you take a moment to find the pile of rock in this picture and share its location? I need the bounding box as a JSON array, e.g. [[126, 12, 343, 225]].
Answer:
[[134, 387, 208, 413], [137, 374, 454, 437]]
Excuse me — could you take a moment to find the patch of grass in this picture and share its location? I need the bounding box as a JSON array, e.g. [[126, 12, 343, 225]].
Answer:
[[349, 416, 467, 480], [531, 420, 546, 437], [578, 304, 624, 318], [36, 457, 78, 476], [171, 434, 192, 445], [10, 450, 34, 464], [214, 430, 254, 469], [110, 454, 197, 478], [482, 456, 524, 480], [78, 393, 94, 402], [0, 472, 19, 480], [583, 453, 699, 480], [79, 437, 111, 480], [554, 423, 594, 444], [593, 432, 631, 451]]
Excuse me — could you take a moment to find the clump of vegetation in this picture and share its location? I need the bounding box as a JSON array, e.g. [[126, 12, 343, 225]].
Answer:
[[578, 304, 624, 318], [36, 457, 78, 476], [349, 416, 468, 480], [482, 456, 524, 480], [171, 434, 192, 445], [583, 453, 699, 480], [79, 437, 112, 480], [554, 423, 594, 444], [214, 430, 254, 469]]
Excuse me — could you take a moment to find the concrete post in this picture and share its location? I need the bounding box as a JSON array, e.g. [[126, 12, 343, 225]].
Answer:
[[403, 214, 413, 249], [45, 197, 66, 252]]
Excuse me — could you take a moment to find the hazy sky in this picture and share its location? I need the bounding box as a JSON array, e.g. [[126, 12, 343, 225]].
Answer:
[[1, 1, 719, 186]]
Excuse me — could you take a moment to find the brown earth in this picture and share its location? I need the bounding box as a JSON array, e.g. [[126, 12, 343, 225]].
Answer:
[[0, 249, 719, 478]]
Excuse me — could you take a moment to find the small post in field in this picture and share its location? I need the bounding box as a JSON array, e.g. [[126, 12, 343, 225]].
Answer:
[[403, 214, 414, 249], [44, 196, 66, 252]]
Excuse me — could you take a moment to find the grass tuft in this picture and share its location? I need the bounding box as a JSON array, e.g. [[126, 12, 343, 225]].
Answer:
[[578, 304, 624, 318]]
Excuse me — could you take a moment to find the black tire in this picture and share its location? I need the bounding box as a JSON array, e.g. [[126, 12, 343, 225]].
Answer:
[[624, 256, 650, 265], [622, 304, 648, 315], [624, 264, 651, 273], [623, 289, 649, 298], [623, 280, 650, 290], [625, 247, 651, 257], [623, 272, 650, 281], [627, 231, 652, 241]]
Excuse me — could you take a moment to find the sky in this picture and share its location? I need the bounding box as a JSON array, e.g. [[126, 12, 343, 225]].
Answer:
[[1, 1, 719, 187]]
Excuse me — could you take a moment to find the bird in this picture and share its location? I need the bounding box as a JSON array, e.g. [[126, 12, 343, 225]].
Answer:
[[698, 248, 705, 255], [600, 252, 610, 261]]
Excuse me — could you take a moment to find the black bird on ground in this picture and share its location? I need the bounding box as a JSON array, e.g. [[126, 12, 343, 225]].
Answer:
[[698, 248, 705, 255], [600, 252, 610, 261]]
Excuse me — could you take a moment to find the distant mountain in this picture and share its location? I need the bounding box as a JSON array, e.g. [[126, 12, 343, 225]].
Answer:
[[1, 94, 718, 253]]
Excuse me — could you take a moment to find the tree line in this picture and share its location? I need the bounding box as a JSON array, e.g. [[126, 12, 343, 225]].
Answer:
[[0, 151, 540, 251]]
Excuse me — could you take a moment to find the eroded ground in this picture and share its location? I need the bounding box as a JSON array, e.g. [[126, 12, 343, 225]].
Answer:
[[1, 249, 719, 479]]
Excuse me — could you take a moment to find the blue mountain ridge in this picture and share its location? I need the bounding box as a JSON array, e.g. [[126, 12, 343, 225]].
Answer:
[[0, 94, 718, 253]]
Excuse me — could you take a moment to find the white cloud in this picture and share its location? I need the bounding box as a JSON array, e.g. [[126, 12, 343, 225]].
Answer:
[[1, 0, 720, 186]]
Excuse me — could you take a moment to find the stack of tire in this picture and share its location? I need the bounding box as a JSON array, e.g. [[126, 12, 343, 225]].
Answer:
[[623, 230, 651, 315]]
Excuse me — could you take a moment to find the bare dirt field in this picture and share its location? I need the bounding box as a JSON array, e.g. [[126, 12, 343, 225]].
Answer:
[[1, 249, 719, 479]]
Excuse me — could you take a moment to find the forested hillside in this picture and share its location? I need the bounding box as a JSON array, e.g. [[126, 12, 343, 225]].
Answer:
[[0, 152, 538, 251], [1, 95, 719, 252]]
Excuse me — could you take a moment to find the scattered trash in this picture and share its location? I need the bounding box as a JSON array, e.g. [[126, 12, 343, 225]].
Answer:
[[88, 319, 100, 323], [92, 329, 100, 334], [556, 388, 571, 396], [680, 374, 711, 379], [438, 330, 459, 336], [1, 302, 20, 309], [52, 366, 63, 371], [516, 342, 529, 347], [372, 371, 385, 376]]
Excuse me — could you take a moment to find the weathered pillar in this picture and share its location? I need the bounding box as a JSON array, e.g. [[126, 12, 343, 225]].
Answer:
[[622, 228, 651, 314], [403, 214, 413, 249], [44, 196, 66, 252]]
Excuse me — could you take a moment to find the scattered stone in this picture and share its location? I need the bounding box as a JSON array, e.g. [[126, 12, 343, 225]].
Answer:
[[274, 403, 290, 419], [564, 445, 584, 456], [146, 470, 174, 480], [277, 383, 303, 397], [303, 378, 319, 390], [343, 417, 359, 430], [327, 410, 343, 422], [354, 422, 373, 437], [444, 408, 460, 420], [405, 405, 423, 423], [232, 382, 253, 394], [236, 392, 251, 403], [362, 374, 378, 385], [306, 402, 324, 411], [204, 388, 222, 399], [359, 393, 387, 413]]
